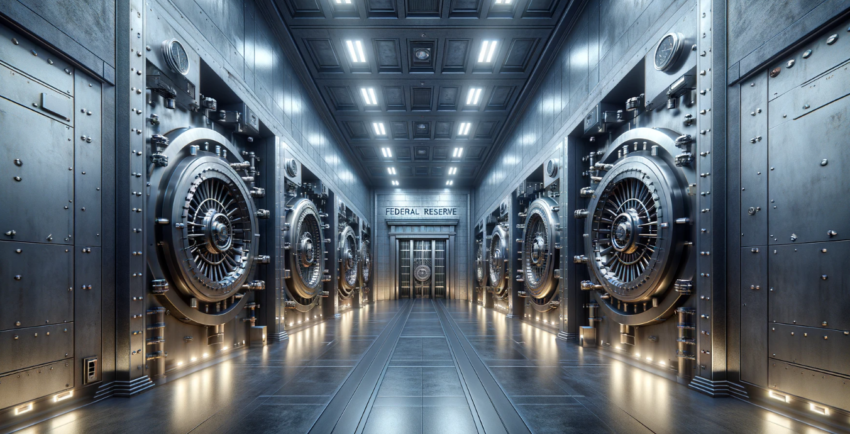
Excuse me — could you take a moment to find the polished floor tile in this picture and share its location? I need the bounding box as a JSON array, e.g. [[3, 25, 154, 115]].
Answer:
[[15, 300, 829, 434]]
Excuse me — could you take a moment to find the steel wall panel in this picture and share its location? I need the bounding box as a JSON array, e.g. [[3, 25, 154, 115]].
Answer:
[[0, 94, 74, 245], [769, 241, 850, 330], [0, 324, 74, 374], [739, 72, 768, 246], [0, 242, 73, 331], [74, 72, 103, 247], [768, 67, 850, 245], [770, 324, 850, 377], [0, 359, 73, 410], [739, 246, 768, 386], [0, 24, 75, 96], [769, 361, 850, 411], [0, 62, 73, 125], [74, 247, 101, 387]]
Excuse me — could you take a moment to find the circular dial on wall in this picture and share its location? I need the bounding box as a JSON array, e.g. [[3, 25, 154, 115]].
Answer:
[[522, 196, 561, 309], [338, 225, 359, 299], [488, 224, 510, 300], [283, 197, 325, 308], [654, 32, 684, 71]]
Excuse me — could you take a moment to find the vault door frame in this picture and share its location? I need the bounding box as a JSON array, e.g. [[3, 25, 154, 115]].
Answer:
[[388, 218, 457, 300]]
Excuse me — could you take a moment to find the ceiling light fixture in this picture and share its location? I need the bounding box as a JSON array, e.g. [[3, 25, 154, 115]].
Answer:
[[446, 180, 454, 186], [391, 180, 399, 186], [448, 167, 457, 175], [453, 147, 464, 158], [458, 122, 471, 136], [466, 88, 482, 105], [494, 0, 512, 4], [373, 122, 386, 136], [387, 167, 396, 175], [345, 40, 366, 63], [477, 40, 498, 63], [361, 87, 377, 105], [335, 0, 352, 3], [381, 147, 392, 158]]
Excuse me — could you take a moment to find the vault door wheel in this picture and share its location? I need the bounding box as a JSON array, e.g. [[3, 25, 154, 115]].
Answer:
[[338, 225, 359, 299], [489, 224, 510, 300], [284, 197, 325, 310], [522, 196, 560, 309]]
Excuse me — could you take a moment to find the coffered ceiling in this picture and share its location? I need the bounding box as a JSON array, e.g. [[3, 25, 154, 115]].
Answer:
[[269, 0, 574, 188]]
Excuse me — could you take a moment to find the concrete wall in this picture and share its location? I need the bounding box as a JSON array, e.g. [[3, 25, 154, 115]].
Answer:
[[373, 189, 472, 301]]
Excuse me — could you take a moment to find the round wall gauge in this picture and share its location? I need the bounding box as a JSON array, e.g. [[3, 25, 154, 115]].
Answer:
[[653, 32, 684, 71], [161, 39, 190, 75]]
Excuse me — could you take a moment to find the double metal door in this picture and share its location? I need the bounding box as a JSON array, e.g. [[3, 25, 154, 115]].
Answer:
[[398, 239, 446, 298]]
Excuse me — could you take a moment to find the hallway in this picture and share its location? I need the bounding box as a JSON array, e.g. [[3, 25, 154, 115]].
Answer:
[[17, 300, 824, 434]]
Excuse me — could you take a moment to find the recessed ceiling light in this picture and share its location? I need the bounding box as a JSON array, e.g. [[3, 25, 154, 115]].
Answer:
[[361, 87, 377, 105], [446, 180, 453, 186], [466, 88, 482, 105], [391, 180, 399, 186], [453, 147, 464, 158], [387, 167, 396, 175], [345, 40, 366, 63], [494, 0, 512, 4], [458, 122, 471, 136], [373, 122, 386, 136], [477, 40, 498, 63], [381, 147, 392, 158], [335, 0, 352, 3], [448, 167, 457, 175]]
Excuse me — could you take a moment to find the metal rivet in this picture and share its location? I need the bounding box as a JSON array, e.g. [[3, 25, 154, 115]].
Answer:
[[821, 159, 828, 166], [802, 49, 812, 59], [826, 34, 838, 45], [786, 59, 795, 68]]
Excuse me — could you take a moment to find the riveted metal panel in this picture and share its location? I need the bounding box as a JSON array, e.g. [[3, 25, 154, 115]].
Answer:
[[739, 72, 768, 246], [0, 359, 73, 410], [0, 324, 74, 374], [0, 62, 73, 125], [768, 70, 850, 245], [770, 324, 850, 377], [0, 23, 75, 97], [0, 242, 73, 331], [74, 246, 101, 387], [74, 72, 103, 247], [769, 361, 850, 411], [0, 95, 74, 245], [769, 241, 850, 331], [740, 246, 768, 387]]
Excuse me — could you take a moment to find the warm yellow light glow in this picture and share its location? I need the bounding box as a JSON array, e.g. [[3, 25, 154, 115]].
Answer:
[[177, 361, 184, 367], [191, 357, 197, 362], [769, 391, 789, 403], [809, 403, 828, 415], [203, 353, 209, 359], [15, 403, 33, 415], [53, 391, 73, 402]]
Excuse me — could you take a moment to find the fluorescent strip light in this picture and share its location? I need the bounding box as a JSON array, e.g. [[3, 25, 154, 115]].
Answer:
[[361, 88, 377, 105], [391, 180, 399, 186], [458, 122, 471, 136], [373, 122, 386, 136], [446, 180, 453, 186], [466, 88, 482, 105], [345, 40, 366, 63], [449, 167, 457, 175], [387, 167, 396, 175], [486, 40, 498, 62], [381, 147, 392, 158], [458, 147, 464, 157], [355, 40, 366, 62], [478, 41, 489, 63]]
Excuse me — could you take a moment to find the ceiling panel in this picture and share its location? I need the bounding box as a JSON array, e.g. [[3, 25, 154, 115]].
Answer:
[[271, 0, 573, 188]]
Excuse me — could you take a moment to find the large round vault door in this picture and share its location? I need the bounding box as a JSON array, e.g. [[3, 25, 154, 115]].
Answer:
[[149, 129, 260, 325], [475, 240, 486, 290], [522, 197, 561, 310], [360, 241, 372, 291], [580, 129, 691, 325], [283, 196, 325, 310], [488, 224, 510, 300], [338, 225, 359, 299]]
